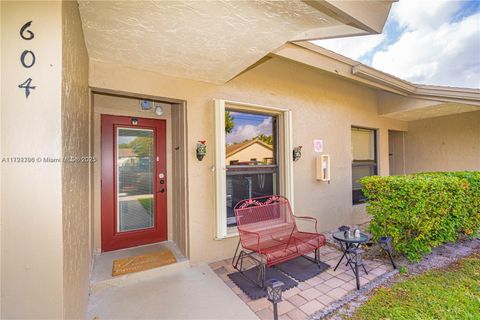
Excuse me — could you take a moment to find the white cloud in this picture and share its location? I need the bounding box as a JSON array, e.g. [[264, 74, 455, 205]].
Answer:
[[392, 0, 462, 30], [226, 117, 272, 144], [312, 33, 385, 60], [310, 0, 480, 88], [372, 11, 480, 88]]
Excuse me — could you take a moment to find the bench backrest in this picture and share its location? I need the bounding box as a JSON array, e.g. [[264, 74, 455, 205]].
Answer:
[[234, 195, 297, 244]]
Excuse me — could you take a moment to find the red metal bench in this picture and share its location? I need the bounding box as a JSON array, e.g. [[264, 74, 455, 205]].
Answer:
[[232, 195, 326, 288]]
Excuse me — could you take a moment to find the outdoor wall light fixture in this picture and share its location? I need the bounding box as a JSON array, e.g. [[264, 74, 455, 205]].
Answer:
[[293, 146, 302, 161], [266, 279, 284, 320], [140, 99, 153, 110], [131, 117, 138, 126], [154, 103, 164, 116], [140, 99, 164, 116], [196, 140, 206, 161]]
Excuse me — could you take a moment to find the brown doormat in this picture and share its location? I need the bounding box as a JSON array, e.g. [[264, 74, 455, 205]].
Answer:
[[112, 250, 177, 276]]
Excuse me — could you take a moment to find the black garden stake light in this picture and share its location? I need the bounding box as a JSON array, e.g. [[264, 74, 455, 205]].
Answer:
[[266, 279, 284, 320]]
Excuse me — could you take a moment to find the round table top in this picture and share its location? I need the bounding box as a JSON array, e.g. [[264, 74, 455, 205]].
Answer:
[[332, 231, 369, 243]]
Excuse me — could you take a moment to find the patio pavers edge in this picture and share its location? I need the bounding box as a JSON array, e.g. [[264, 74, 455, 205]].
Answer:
[[308, 268, 399, 320]]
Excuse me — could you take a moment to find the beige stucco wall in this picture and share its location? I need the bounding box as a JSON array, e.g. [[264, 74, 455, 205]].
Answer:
[[92, 94, 173, 253], [405, 111, 480, 173], [1, 1, 64, 317], [61, 0, 90, 318], [377, 91, 442, 116], [90, 57, 408, 264]]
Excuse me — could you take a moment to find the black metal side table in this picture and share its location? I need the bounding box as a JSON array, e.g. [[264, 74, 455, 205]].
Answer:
[[332, 231, 369, 290]]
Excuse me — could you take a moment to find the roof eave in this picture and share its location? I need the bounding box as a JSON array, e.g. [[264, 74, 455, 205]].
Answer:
[[351, 64, 416, 94], [302, 0, 396, 35], [276, 41, 480, 106]]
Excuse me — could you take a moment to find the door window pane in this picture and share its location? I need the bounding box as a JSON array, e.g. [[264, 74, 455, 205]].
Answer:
[[351, 127, 377, 204], [117, 128, 154, 232], [225, 110, 278, 226]]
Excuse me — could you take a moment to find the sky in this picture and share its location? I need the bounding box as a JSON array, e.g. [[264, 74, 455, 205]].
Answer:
[[312, 0, 480, 89], [226, 111, 273, 144]]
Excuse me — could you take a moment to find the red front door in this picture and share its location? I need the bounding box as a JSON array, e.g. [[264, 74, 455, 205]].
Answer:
[[101, 115, 167, 252]]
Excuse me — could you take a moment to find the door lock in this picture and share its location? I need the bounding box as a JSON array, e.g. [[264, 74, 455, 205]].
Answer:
[[159, 173, 166, 192]]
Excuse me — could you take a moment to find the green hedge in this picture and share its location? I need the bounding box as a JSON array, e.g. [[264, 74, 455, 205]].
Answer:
[[360, 171, 480, 262]]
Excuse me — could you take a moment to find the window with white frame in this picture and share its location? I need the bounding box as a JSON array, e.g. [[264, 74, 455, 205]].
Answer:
[[225, 110, 279, 227], [214, 100, 293, 239], [351, 127, 378, 205]]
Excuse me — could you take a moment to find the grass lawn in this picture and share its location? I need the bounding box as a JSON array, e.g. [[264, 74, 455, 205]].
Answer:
[[352, 253, 480, 320], [138, 197, 154, 217]]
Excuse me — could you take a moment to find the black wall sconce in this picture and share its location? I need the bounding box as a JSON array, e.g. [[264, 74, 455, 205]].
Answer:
[[196, 140, 206, 161], [293, 146, 302, 161]]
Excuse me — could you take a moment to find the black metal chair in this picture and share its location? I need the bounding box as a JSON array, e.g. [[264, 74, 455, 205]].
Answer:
[[333, 225, 352, 270], [336, 225, 350, 251], [346, 247, 368, 290], [378, 236, 397, 269]]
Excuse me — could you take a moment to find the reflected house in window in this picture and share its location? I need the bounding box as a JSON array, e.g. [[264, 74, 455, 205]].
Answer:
[[226, 139, 274, 166], [118, 147, 137, 166]]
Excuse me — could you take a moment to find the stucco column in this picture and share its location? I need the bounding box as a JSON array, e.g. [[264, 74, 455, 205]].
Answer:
[[1, 1, 90, 318], [1, 1, 64, 318]]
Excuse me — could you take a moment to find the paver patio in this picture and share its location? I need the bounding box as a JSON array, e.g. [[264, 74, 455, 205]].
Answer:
[[210, 244, 392, 319]]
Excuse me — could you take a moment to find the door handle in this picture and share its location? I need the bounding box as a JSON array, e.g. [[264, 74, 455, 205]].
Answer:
[[159, 188, 165, 193]]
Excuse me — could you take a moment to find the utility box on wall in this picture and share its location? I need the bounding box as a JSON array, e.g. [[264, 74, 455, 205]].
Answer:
[[316, 154, 330, 181]]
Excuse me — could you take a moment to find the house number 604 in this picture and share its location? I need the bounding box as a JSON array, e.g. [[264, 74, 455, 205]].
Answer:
[[20, 21, 35, 40], [20, 50, 35, 68], [18, 20, 36, 98]]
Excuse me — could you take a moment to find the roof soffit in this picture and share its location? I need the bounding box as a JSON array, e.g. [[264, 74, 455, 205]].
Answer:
[[78, 0, 392, 84]]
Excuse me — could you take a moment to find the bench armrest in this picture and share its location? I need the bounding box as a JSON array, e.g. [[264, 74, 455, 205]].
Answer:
[[238, 228, 260, 251], [294, 216, 318, 233]]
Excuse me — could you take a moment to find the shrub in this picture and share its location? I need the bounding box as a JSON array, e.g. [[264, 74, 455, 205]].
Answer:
[[360, 171, 480, 262]]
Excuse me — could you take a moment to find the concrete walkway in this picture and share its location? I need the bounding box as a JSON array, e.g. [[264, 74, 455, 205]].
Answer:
[[87, 264, 257, 319]]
